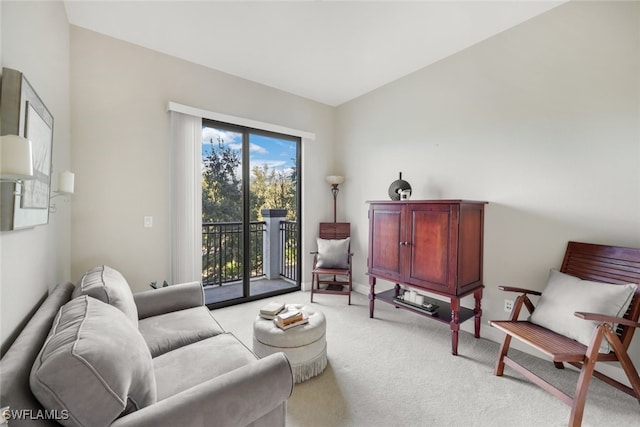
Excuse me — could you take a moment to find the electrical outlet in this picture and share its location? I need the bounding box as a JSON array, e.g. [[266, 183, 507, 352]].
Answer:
[[504, 299, 514, 313]]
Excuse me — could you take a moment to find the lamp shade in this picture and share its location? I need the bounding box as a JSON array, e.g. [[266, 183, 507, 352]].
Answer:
[[325, 175, 345, 185], [57, 170, 75, 194], [0, 135, 34, 180]]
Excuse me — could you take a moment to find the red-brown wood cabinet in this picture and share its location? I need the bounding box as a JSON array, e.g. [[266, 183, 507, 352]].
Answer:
[[366, 200, 487, 355]]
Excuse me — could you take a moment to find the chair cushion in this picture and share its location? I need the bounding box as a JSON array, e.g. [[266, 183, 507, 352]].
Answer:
[[316, 237, 350, 269], [529, 269, 637, 353], [30, 296, 156, 427], [138, 306, 226, 357], [73, 265, 138, 327]]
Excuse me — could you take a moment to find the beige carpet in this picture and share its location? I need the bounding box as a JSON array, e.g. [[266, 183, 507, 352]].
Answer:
[[212, 291, 639, 427]]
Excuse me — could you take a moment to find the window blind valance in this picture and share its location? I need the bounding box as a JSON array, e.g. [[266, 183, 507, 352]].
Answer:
[[167, 102, 316, 141]]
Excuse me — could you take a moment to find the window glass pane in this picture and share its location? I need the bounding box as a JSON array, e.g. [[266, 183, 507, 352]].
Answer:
[[201, 125, 243, 289], [249, 133, 298, 222]]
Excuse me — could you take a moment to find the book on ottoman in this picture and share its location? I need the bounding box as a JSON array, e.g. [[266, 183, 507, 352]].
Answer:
[[274, 314, 309, 330], [276, 309, 303, 325], [260, 302, 285, 319]]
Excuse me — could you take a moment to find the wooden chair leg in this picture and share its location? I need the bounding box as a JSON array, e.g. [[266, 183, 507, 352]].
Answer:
[[569, 325, 605, 427], [494, 294, 527, 376], [310, 273, 315, 303], [604, 325, 640, 402], [494, 335, 512, 376]]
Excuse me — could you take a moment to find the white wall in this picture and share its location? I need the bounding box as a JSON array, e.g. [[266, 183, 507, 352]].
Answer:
[[336, 0, 640, 373], [70, 26, 336, 292], [0, 1, 71, 352]]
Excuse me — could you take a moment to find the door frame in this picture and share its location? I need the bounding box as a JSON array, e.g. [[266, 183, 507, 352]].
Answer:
[[202, 119, 302, 309]]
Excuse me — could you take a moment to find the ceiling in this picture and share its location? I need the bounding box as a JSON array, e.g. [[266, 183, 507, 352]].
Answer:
[[64, 1, 565, 107]]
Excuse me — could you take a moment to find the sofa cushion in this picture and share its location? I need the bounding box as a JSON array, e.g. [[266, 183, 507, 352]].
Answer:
[[153, 333, 257, 401], [529, 269, 637, 353], [73, 265, 138, 327], [30, 296, 156, 427], [138, 306, 226, 357]]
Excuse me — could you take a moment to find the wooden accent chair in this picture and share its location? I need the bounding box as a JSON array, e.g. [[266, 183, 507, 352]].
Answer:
[[310, 222, 352, 304], [490, 241, 640, 426]]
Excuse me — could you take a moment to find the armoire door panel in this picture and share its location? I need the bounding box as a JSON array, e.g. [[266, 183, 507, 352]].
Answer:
[[368, 206, 403, 280], [407, 207, 450, 289]]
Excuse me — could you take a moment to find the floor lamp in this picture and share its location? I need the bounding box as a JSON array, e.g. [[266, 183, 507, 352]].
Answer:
[[325, 175, 345, 223]]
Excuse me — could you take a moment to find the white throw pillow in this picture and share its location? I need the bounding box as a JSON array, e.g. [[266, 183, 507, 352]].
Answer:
[[316, 238, 350, 269], [529, 269, 637, 353]]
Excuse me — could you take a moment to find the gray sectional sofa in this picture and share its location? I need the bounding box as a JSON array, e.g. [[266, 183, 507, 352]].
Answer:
[[0, 265, 294, 427]]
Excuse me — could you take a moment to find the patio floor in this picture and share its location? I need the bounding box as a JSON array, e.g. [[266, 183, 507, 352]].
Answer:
[[204, 277, 298, 305]]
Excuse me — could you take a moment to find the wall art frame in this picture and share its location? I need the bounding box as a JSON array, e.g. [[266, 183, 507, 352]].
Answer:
[[0, 67, 54, 231]]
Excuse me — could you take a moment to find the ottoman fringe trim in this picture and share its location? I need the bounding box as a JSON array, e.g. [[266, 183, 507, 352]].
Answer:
[[291, 348, 327, 383]]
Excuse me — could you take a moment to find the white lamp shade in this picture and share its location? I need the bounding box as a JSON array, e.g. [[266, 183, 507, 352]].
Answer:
[[0, 135, 34, 180], [325, 175, 345, 185], [57, 170, 75, 194]]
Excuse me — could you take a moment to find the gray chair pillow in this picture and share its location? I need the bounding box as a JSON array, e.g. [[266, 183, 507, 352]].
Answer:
[[74, 265, 138, 327], [30, 296, 156, 427], [529, 269, 637, 353], [316, 237, 350, 269]]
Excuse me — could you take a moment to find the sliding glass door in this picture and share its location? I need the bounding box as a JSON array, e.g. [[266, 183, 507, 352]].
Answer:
[[201, 120, 301, 308]]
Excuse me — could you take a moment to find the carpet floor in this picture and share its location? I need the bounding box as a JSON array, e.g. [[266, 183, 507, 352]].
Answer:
[[211, 291, 640, 427]]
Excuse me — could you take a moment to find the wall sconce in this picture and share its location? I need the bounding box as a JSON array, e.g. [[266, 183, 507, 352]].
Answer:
[[49, 170, 75, 213], [325, 175, 345, 223], [0, 135, 35, 195]]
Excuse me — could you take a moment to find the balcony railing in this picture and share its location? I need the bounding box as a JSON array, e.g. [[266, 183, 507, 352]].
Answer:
[[280, 220, 297, 281], [202, 214, 297, 287]]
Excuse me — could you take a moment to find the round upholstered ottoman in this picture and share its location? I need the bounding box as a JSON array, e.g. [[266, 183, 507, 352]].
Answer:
[[253, 304, 327, 383]]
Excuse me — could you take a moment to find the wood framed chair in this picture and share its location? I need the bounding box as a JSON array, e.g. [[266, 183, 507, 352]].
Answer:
[[310, 222, 352, 304], [489, 241, 640, 426]]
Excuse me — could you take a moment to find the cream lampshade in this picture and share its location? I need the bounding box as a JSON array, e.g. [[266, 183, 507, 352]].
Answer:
[[49, 170, 76, 213], [0, 135, 34, 181], [57, 170, 75, 194], [325, 175, 345, 185]]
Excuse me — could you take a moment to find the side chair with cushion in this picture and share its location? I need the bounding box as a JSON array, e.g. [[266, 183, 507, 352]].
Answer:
[[310, 222, 352, 304], [489, 241, 640, 427]]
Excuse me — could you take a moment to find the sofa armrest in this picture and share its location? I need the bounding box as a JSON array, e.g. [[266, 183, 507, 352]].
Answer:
[[134, 281, 204, 319], [111, 353, 294, 427]]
